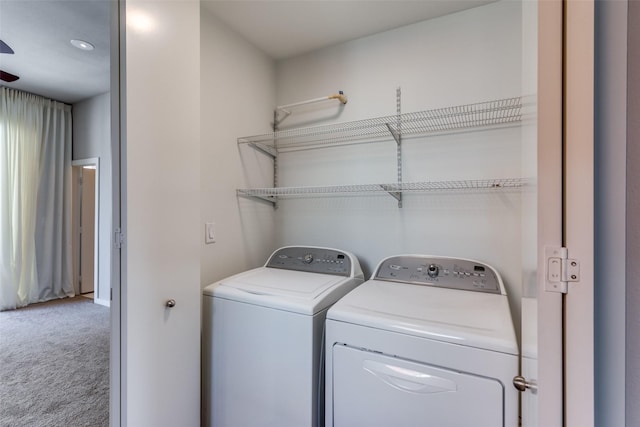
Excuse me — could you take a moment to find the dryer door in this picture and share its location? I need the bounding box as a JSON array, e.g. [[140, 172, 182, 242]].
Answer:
[[332, 345, 504, 427]]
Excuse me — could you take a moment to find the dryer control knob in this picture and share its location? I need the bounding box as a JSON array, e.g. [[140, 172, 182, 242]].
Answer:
[[427, 264, 439, 278], [303, 253, 314, 264]]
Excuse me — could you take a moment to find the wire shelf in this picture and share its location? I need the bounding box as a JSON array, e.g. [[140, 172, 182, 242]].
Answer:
[[238, 97, 522, 152], [237, 178, 529, 205]]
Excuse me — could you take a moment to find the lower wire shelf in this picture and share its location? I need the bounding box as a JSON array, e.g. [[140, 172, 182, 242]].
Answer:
[[237, 177, 531, 207]]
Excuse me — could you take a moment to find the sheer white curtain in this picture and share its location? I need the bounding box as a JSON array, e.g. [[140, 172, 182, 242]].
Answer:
[[0, 87, 73, 311]]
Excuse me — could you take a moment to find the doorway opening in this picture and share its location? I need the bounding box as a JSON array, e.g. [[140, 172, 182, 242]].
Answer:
[[72, 158, 100, 304]]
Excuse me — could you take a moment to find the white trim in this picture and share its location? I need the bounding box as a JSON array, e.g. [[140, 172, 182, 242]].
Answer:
[[110, 1, 123, 424], [94, 297, 111, 307]]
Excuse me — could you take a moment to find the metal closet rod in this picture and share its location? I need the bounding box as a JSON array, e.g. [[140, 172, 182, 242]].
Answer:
[[274, 91, 348, 128]]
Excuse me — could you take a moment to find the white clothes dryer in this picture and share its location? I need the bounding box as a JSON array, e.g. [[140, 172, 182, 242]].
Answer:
[[202, 246, 364, 427], [325, 255, 519, 427]]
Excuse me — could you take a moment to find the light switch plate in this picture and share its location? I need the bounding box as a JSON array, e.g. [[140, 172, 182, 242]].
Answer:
[[205, 222, 216, 244]]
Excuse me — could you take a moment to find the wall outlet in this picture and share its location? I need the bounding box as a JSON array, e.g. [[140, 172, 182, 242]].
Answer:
[[205, 222, 216, 244]]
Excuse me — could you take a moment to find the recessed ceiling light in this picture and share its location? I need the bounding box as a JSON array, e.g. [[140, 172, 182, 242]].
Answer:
[[70, 39, 94, 51]]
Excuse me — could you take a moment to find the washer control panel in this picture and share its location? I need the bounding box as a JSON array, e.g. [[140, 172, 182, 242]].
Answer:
[[375, 256, 502, 294], [266, 247, 352, 277]]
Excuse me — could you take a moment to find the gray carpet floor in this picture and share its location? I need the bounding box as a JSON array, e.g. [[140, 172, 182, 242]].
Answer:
[[0, 296, 110, 427]]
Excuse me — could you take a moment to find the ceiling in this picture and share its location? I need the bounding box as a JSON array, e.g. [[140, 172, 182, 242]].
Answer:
[[0, 0, 493, 105], [0, 0, 111, 104], [201, 1, 495, 60]]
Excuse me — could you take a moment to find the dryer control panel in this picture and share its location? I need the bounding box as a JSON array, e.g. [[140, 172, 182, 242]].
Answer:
[[375, 256, 502, 294], [266, 246, 352, 277]]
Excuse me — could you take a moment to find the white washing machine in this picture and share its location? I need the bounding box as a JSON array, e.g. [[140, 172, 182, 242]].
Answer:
[[202, 246, 364, 427], [325, 255, 519, 427]]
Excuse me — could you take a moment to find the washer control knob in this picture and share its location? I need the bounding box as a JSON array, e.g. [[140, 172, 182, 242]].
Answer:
[[303, 253, 314, 264], [427, 264, 439, 278]]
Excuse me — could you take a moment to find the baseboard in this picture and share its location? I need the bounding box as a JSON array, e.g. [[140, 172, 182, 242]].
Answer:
[[94, 298, 110, 308]]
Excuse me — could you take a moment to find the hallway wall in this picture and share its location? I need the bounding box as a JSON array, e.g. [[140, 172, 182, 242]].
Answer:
[[73, 91, 112, 306]]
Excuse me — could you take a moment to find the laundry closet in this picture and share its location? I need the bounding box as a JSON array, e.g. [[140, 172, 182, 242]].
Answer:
[[199, 0, 539, 424], [202, 0, 533, 317], [120, 0, 605, 422]]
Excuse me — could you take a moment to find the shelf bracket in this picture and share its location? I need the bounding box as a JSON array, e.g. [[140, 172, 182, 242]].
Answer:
[[379, 184, 403, 207], [385, 123, 401, 145], [244, 141, 277, 159], [236, 190, 277, 207]]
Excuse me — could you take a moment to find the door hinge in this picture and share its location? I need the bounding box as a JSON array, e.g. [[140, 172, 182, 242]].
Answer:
[[544, 246, 580, 294], [114, 228, 124, 249]]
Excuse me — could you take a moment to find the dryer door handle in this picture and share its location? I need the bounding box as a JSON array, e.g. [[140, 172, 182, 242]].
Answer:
[[363, 360, 457, 394]]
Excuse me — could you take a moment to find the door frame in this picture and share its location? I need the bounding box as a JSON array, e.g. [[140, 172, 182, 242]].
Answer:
[[110, 0, 123, 425], [537, 1, 595, 426], [71, 157, 100, 303], [105, 0, 597, 425]]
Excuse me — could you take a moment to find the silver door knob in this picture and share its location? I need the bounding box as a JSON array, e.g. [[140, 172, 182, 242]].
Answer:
[[513, 375, 537, 392], [165, 299, 176, 308]]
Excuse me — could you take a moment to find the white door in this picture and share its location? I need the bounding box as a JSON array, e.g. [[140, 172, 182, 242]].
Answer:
[[522, 1, 595, 426], [117, 0, 201, 425]]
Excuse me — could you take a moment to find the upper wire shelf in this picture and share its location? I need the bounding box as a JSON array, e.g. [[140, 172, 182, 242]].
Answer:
[[238, 97, 522, 154], [237, 178, 530, 206]]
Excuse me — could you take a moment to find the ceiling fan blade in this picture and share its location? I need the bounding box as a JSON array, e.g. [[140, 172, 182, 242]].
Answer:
[[0, 70, 19, 82], [0, 40, 15, 54]]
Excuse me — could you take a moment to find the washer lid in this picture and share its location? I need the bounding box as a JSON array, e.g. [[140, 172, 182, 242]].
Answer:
[[327, 279, 518, 355], [204, 267, 361, 315]]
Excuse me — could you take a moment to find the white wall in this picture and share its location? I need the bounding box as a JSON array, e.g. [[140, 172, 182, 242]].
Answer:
[[271, 1, 525, 328], [594, 1, 627, 425], [626, 1, 640, 424], [73, 92, 112, 306], [200, 5, 277, 287]]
